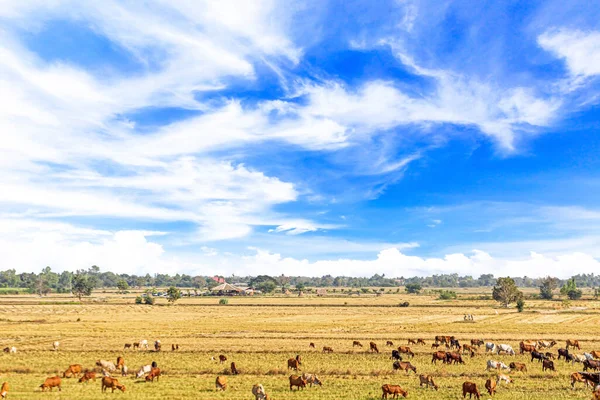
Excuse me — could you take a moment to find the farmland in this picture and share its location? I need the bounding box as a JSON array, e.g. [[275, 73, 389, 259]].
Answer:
[[0, 289, 599, 399]]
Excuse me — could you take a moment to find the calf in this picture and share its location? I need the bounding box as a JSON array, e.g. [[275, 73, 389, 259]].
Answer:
[[215, 376, 227, 391], [145, 367, 160, 382], [417, 338, 426, 345], [462, 381, 480, 399], [471, 339, 484, 347], [542, 359, 555, 372], [78, 371, 96, 383], [545, 352, 556, 360], [431, 343, 440, 349], [301, 373, 322, 387], [40, 376, 61, 392], [419, 374, 438, 390], [309, 342, 315, 348], [391, 350, 402, 361], [231, 362, 239, 375], [381, 384, 408, 398], [322, 346, 333, 353], [1, 382, 8, 399], [397, 346, 414, 358], [289, 375, 307, 391], [387, 341, 395, 346], [370, 342, 380, 353], [352, 341, 363, 347], [392, 361, 417, 374], [219, 354, 227, 363], [485, 378, 496, 396], [101, 376, 126, 392], [407, 339, 415, 345], [123, 343, 132, 350], [509, 362, 527, 372], [63, 364, 82, 378]]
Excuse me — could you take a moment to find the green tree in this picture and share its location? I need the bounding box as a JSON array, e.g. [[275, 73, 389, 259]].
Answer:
[[516, 298, 525, 312], [116, 279, 129, 294], [72, 271, 96, 301], [539, 276, 559, 300], [295, 282, 306, 292], [492, 277, 523, 307], [166, 286, 182, 303], [561, 278, 582, 300], [404, 283, 422, 294], [255, 280, 276, 294]]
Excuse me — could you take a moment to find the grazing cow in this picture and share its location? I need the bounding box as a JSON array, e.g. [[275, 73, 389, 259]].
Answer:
[[545, 352, 556, 360], [52, 341, 60, 351], [432, 351, 447, 364], [309, 342, 315, 348], [123, 343, 132, 350], [431, 343, 440, 349], [301, 373, 322, 387], [145, 367, 160, 382], [419, 374, 438, 390], [2, 348, 8, 353], [542, 359, 555, 371], [446, 352, 464, 364], [79, 371, 96, 383], [584, 359, 600, 371], [96, 360, 116, 372], [462, 381, 480, 399], [485, 378, 496, 396], [116, 356, 125, 370], [40, 376, 61, 392], [509, 362, 527, 372], [136, 365, 152, 379], [584, 353, 594, 360], [322, 346, 333, 353], [140, 339, 149, 350], [497, 374, 513, 385], [370, 342, 380, 353], [252, 384, 268, 400], [485, 343, 497, 353], [450, 339, 461, 349], [392, 361, 417, 374], [381, 384, 408, 398], [538, 340, 556, 349], [591, 351, 600, 359], [101, 376, 126, 393], [219, 355, 227, 363], [154, 340, 161, 352], [397, 346, 414, 358], [215, 376, 227, 391], [571, 372, 592, 389], [417, 339, 426, 345], [63, 364, 82, 378], [353, 341, 363, 347], [531, 351, 548, 363], [132, 342, 139, 350], [487, 360, 509, 370], [386, 341, 395, 346], [463, 344, 476, 354], [572, 354, 587, 364], [471, 339, 484, 347], [407, 339, 415, 345], [289, 375, 307, 391], [230, 362, 239, 375], [1, 382, 8, 399], [3, 347, 16, 354], [558, 348, 570, 360], [520, 342, 536, 354], [497, 344, 515, 355], [287, 358, 301, 371], [391, 350, 402, 361], [566, 339, 581, 350], [171, 344, 179, 351]]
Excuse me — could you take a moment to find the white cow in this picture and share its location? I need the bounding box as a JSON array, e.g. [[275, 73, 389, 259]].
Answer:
[[487, 360, 509, 371], [572, 354, 586, 364], [496, 374, 513, 384], [140, 339, 149, 350], [485, 343, 497, 353], [497, 344, 515, 356], [136, 365, 152, 378], [53, 341, 60, 351], [584, 353, 594, 361], [96, 360, 116, 372], [251, 384, 268, 400], [302, 373, 323, 387], [9, 346, 16, 353]]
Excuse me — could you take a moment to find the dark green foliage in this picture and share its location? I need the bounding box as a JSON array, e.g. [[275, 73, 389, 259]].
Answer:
[[492, 277, 523, 307], [405, 283, 422, 294], [539, 276, 558, 300]]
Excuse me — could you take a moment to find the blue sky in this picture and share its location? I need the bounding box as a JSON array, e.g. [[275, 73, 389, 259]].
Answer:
[[1, 0, 600, 277]]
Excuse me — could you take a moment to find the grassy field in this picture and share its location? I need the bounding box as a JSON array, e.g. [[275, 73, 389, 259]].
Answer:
[[0, 289, 599, 399]]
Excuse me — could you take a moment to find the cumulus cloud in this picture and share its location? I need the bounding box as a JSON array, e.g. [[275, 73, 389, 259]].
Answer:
[[538, 29, 600, 78]]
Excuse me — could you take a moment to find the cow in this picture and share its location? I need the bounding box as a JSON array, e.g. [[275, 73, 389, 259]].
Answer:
[[309, 342, 315, 348], [591, 351, 600, 359], [463, 344, 477, 354], [538, 340, 556, 349], [322, 346, 333, 353], [497, 374, 513, 385], [2, 347, 16, 354], [136, 365, 152, 379], [462, 381, 480, 399], [96, 360, 116, 372], [370, 342, 380, 353], [572, 354, 587, 364], [509, 362, 527, 372], [52, 341, 60, 351], [140, 339, 149, 350], [40, 376, 61, 392], [407, 339, 415, 345], [485, 343, 497, 353], [584, 360, 600, 371], [124, 343, 132, 350], [215, 376, 227, 391], [558, 348, 570, 360], [154, 340, 161, 351], [231, 362, 239, 375], [78, 371, 96, 383], [566, 339, 581, 350], [381, 384, 408, 398], [542, 359, 555, 371], [432, 351, 447, 364], [419, 374, 438, 390], [485, 378, 496, 396], [287, 358, 300, 371], [219, 354, 227, 363], [171, 344, 179, 351], [101, 376, 126, 393], [431, 343, 440, 349], [545, 352, 556, 360], [487, 360, 509, 370], [353, 341, 363, 348], [584, 353, 594, 360], [392, 361, 417, 374], [391, 350, 402, 361], [121, 366, 128, 377], [301, 373, 322, 387], [145, 367, 160, 382], [116, 356, 125, 370], [571, 372, 593, 389], [450, 339, 461, 349], [1, 382, 8, 399], [132, 342, 139, 350], [63, 364, 82, 378], [417, 339, 426, 345], [386, 341, 395, 346], [497, 344, 515, 355], [520, 342, 536, 354], [397, 346, 414, 358], [289, 375, 307, 391], [531, 351, 548, 363], [252, 384, 269, 400], [446, 352, 464, 364]]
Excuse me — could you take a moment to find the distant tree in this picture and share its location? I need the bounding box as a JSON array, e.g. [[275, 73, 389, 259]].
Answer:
[[404, 283, 422, 294], [255, 280, 276, 294], [72, 271, 96, 301], [277, 274, 291, 292], [166, 286, 182, 303], [116, 279, 129, 294], [561, 278, 582, 300], [516, 298, 525, 312], [539, 276, 559, 300], [295, 282, 306, 292], [492, 277, 523, 307]]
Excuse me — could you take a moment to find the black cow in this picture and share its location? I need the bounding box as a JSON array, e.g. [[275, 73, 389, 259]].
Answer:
[[531, 351, 547, 363], [391, 350, 403, 361]]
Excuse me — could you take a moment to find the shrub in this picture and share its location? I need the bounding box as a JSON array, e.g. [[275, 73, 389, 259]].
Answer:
[[438, 290, 457, 300], [144, 296, 155, 305], [516, 298, 525, 312], [135, 296, 143, 304], [404, 283, 422, 294], [398, 301, 410, 307], [219, 298, 229, 305]]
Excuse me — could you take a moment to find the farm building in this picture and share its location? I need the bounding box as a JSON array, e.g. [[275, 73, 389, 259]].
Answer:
[[210, 282, 245, 296]]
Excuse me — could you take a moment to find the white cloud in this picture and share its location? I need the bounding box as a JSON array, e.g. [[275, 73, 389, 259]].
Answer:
[[538, 29, 600, 78]]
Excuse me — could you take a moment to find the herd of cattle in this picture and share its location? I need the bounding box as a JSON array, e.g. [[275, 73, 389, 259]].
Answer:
[[2, 336, 600, 398]]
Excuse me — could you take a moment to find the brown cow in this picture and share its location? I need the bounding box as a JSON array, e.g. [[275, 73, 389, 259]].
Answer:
[[381, 384, 408, 398], [231, 362, 239, 375], [289, 375, 307, 391], [591, 350, 600, 359], [387, 341, 394, 346], [63, 364, 82, 378], [584, 359, 600, 371], [215, 376, 227, 391], [309, 342, 315, 348], [407, 339, 416, 345], [132, 342, 139, 350], [322, 346, 333, 353], [40, 376, 61, 392], [462, 381, 480, 399], [462, 344, 476, 354], [116, 356, 125, 370], [566, 339, 581, 350], [594, 388, 600, 400], [571, 372, 592, 389], [123, 343, 132, 350], [431, 343, 440, 349], [370, 342, 380, 353], [219, 354, 227, 363], [287, 358, 300, 371], [542, 359, 555, 371], [417, 339, 426, 345], [171, 344, 179, 351], [520, 342, 536, 354], [446, 352, 464, 364], [78, 371, 97, 383], [432, 351, 446, 364], [397, 346, 414, 358], [485, 378, 496, 396], [353, 341, 363, 347], [471, 339, 484, 347], [419, 374, 438, 390], [101, 376, 126, 392], [1, 382, 8, 399], [393, 361, 417, 374], [509, 362, 527, 372], [145, 367, 160, 382]]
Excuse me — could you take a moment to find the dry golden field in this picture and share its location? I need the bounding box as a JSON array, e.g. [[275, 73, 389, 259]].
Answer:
[[0, 290, 599, 399]]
